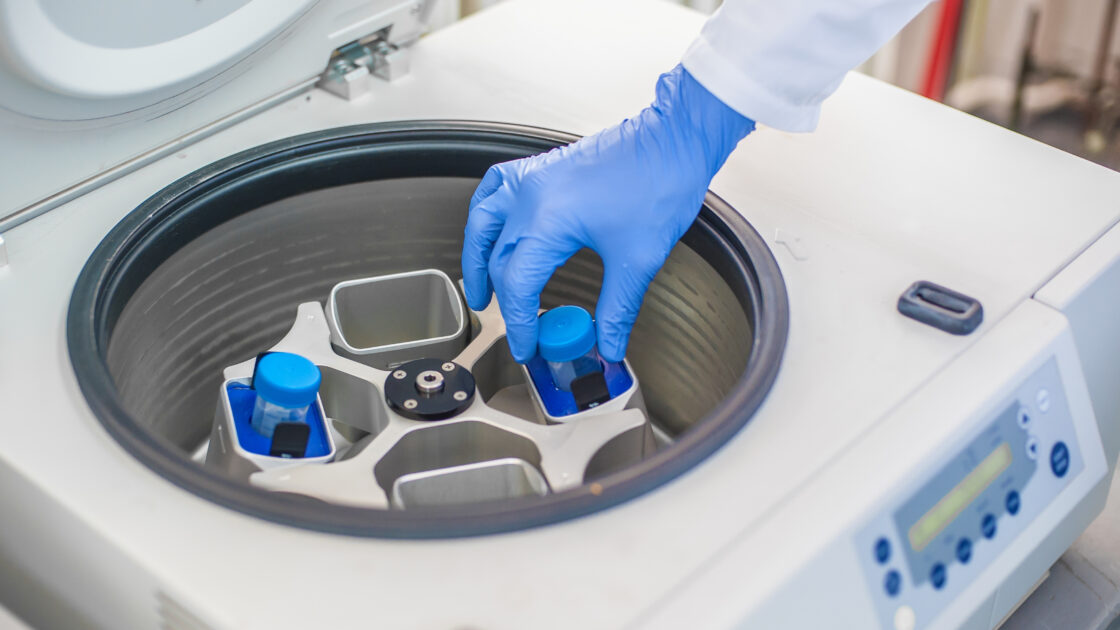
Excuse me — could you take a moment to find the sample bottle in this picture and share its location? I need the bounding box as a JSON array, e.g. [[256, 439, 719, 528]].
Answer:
[[251, 352, 322, 439], [537, 305, 603, 392]]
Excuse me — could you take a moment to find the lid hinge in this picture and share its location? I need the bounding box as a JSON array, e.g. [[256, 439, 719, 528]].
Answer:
[[318, 32, 410, 101]]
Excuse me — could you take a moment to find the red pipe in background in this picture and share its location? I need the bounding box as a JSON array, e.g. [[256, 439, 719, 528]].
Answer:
[[921, 0, 965, 101]]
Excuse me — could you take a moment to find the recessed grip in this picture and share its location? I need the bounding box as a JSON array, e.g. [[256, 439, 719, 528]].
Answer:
[[898, 281, 983, 335]]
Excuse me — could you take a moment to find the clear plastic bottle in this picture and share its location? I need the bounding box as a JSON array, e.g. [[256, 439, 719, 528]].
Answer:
[[537, 305, 603, 392], [250, 352, 322, 439]]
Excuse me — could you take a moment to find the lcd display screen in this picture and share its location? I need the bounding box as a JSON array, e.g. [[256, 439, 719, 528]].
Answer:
[[908, 442, 1012, 552]]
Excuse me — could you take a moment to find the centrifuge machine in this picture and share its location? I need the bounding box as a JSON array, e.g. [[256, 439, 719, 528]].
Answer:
[[2, 1, 1119, 629]]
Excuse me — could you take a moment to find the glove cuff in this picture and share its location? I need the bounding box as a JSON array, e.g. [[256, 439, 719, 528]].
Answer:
[[652, 64, 756, 178]]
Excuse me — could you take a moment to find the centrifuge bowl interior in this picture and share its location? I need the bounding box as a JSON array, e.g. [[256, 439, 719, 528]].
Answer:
[[67, 121, 788, 538]]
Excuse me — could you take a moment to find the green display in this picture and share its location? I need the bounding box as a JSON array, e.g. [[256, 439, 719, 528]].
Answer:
[[908, 443, 1012, 552]]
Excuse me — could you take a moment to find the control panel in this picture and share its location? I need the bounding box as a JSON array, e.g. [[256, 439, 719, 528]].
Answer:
[[856, 358, 1084, 630]]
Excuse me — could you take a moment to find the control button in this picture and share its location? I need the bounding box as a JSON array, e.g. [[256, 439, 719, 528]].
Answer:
[[875, 538, 891, 564], [1006, 490, 1021, 515], [1017, 408, 1031, 429], [956, 538, 973, 564], [930, 563, 947, 590], [894, 605, 916, 630], [981, 513, 997, 539], [1025, 435, 1040, 460], [1037, 389, 1051, 413], [1051, 441, 1070, 478], [884, 570, 902, 597]]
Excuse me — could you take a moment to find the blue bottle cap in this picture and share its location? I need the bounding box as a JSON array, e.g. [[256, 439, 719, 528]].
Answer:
[[254, 352, 321, 408], [538, 305, 596, 363]]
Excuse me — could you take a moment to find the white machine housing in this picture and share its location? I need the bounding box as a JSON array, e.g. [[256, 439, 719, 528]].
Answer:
[[1, 1, 1119, 629]]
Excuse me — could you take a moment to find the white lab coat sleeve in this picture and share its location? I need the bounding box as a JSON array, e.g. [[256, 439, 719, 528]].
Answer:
[[681, 0, 932, 132]]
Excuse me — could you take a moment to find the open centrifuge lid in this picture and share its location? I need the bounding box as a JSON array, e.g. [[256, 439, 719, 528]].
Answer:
[[0, 0, 431, 229], [0, 0, 314, 118]]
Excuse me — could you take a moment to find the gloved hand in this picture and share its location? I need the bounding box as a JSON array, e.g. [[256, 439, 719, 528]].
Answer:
[[462, 64, 755, 363]]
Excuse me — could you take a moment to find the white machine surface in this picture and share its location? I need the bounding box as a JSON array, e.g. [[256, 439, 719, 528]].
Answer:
[[2, 1, 1120, 629]]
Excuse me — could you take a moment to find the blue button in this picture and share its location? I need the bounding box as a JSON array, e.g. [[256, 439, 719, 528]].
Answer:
[[981, 513, 997, 539], [875, 538, 891, 564], [1051, 441, 1070, 478], [1006, 490, 1021, 515], [1026, 436, 1039, 460], [930, 563, 947, 590], [885, 570, 902, 597], [956, 538, 973, 564], [1017, 408, 1031, 429]]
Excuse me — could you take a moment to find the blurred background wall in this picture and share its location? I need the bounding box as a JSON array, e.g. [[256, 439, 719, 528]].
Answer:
[[867, 0, 1120, 170], [429, 0, 1120, 169]]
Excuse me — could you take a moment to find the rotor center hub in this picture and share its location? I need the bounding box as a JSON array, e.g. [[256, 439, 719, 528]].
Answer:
[[385, 358, 476, 420]]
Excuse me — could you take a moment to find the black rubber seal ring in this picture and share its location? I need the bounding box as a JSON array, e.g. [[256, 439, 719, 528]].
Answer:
[[66, 120, 789, 539]]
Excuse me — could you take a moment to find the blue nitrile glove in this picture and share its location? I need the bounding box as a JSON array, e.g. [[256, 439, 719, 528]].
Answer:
[[462, 64, 755, 363]]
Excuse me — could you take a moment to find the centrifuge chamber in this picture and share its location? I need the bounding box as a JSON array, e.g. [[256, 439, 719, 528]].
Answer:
[[66, 121, 789, 537]]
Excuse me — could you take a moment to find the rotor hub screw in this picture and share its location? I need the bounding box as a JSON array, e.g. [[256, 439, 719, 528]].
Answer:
[[415, 370, 445, 394]]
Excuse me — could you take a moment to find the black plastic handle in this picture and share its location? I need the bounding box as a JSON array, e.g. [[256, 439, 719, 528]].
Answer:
[[270, 422, 310, 458], [249, 351, 273, 389], [897, 280, 983, 335], [571, 371, 612, 411]]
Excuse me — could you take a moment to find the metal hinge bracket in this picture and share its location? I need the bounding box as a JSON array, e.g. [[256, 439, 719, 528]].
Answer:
[[318, 33, 411, 100]]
